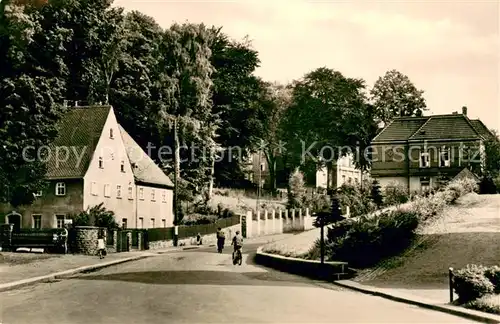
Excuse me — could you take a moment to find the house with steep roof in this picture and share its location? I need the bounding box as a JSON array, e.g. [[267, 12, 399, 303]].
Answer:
[[2, 105, 174, 230], [370, 106, 494, 193]]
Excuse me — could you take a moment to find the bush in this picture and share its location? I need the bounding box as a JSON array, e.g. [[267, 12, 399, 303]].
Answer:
[[71, 203, 119, 230], [322, 209, 419, 268], [384, 183, 409, 206], [464, 294, 500, 315], [453, 264, 495, 303], [287, 168, 306, 209], [305, 193, 330, 214], [371, 180, 383, 207], [485, 266, 500, 293], [181, 214, 218, 225], [446, 178, 479, 200], [479, 176, 497, 194], [337, 183, 377, 218]]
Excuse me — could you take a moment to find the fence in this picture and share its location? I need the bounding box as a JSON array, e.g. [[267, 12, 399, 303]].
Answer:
[[241, 208, 315, 238], [1, 225, 68, 253], [147, 215, 240, 243]]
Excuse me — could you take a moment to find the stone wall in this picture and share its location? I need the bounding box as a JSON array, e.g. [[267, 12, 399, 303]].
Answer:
[[74, 226, 99, 255], [148, 224, 241, 250]]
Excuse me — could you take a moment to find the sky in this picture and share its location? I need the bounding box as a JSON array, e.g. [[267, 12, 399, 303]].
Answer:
[[115, 0, 500, 132]]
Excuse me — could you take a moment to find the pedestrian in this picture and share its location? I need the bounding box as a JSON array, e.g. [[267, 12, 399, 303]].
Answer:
[[196, 233, 202, 245], [216, 227, 225, 253]]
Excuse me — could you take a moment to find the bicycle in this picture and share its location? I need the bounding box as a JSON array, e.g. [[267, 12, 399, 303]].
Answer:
[[232, 247, 242, 266]]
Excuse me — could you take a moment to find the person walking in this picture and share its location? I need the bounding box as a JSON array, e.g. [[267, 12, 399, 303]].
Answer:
[[216, 227, 225, 253]]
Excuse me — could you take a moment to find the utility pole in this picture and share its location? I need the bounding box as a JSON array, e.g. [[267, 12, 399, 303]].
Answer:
[[173, 117, 179, 226], [256, 151, 262, 212]]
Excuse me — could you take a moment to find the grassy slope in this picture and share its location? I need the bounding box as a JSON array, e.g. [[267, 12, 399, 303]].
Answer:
[[354, 193, 500, 290], [209, 192, 286, 214]]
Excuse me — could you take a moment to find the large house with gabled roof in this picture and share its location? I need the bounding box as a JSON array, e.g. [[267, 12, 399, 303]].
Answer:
[[370, 106, 495, 194], [2, 105, 174, 230]]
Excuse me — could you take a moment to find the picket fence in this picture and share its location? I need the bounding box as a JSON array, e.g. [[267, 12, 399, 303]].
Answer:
[[241, 208, 315, 238]]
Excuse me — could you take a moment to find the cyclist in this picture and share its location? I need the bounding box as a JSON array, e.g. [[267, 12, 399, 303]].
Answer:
[[231, 230, 243, 261]]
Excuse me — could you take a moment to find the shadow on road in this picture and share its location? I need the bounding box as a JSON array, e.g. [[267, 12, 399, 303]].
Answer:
[[72, 270, 313, 287]]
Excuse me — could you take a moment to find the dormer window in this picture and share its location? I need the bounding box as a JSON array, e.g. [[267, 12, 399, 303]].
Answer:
[[440, 147, 451, 167], [420, 151, 430, 168], [55, 182, 66, 196], [120, 161, 125, 172], [151, 189, 156, 201], [99, 157, 103, 169], [110, 128, 114, 139]]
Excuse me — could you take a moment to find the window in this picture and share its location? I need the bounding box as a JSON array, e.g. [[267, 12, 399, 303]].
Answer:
[[342, 175, 346, 184], [116, 185, 122, 198], [151, 189, 156, 201], [138, 217, 144, 229], [440, 147, 451, 167], [55, 215, 65, 228], [150, 218, 155, 228], [34, 190, 42, 197], [120, 161, 125, 172], [348, 177, 352, 184], [461, 146, 470, 164], [32, 215, 42, 229], [420, 177, 430, 193], [260, 162, 265, 171], [110, 128, 114, 139], [162, 191, 166, 203], [91, 182, 98, 196], [420, 152, 430, 168], [99, 157, 103, 169], [55, 182, 66, 196], [104, 184, 111, 197], [139, 188, 144, 200], [122, 218, 127, 229], [162, 219, 166, 228], [128, 185, 133, 200]]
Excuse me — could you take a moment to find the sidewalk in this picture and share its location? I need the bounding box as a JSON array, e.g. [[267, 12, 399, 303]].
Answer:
[[0, 245, 186, 289], [332, 280, 500, 324]]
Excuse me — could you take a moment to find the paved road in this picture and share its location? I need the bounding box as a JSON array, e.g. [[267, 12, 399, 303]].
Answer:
[[1, 243, 477, 323]]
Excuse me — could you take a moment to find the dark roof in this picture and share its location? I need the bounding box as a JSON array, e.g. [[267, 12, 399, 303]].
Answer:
[[470, 120, 495, 140], [371, 113, 488, 144], [409, 115, 480, 140], [371, 117, 429, 142], [452, 168, 480, 182], [119, 125, 174, 188], [46, 106, 111, 179]]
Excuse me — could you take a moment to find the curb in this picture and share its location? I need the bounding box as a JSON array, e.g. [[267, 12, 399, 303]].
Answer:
[[332, 280, 500, 324], [0, 254, 152, 293], [255, 246, 351, 281], [254, 245, 500, 324]]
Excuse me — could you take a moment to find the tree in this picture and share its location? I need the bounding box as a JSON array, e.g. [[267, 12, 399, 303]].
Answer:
[[0, 0, 68, 206], [209, 30, 264, 187], [313, 193, 343, 227], [71, 203, 119, 229], [479, 176, 496, 194], [371, 180, 383, 207], [370, 69, 427, 127], [257, 82, 292, 192], [483, 129, 500, 178], [287, 168, 306, 209], [283, 67, 371, 189]]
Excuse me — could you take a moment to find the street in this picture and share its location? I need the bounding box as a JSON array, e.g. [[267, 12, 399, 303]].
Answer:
[[1, 243, 477, 324]]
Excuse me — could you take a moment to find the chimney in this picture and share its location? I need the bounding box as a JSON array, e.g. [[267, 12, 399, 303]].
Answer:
[[452, 111, 458, 115], [462, 106, 467, 116]]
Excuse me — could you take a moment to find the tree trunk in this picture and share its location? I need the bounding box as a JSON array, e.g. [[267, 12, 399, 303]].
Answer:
[[208, 154, 215, 199], [265, 152, 277, 193]]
